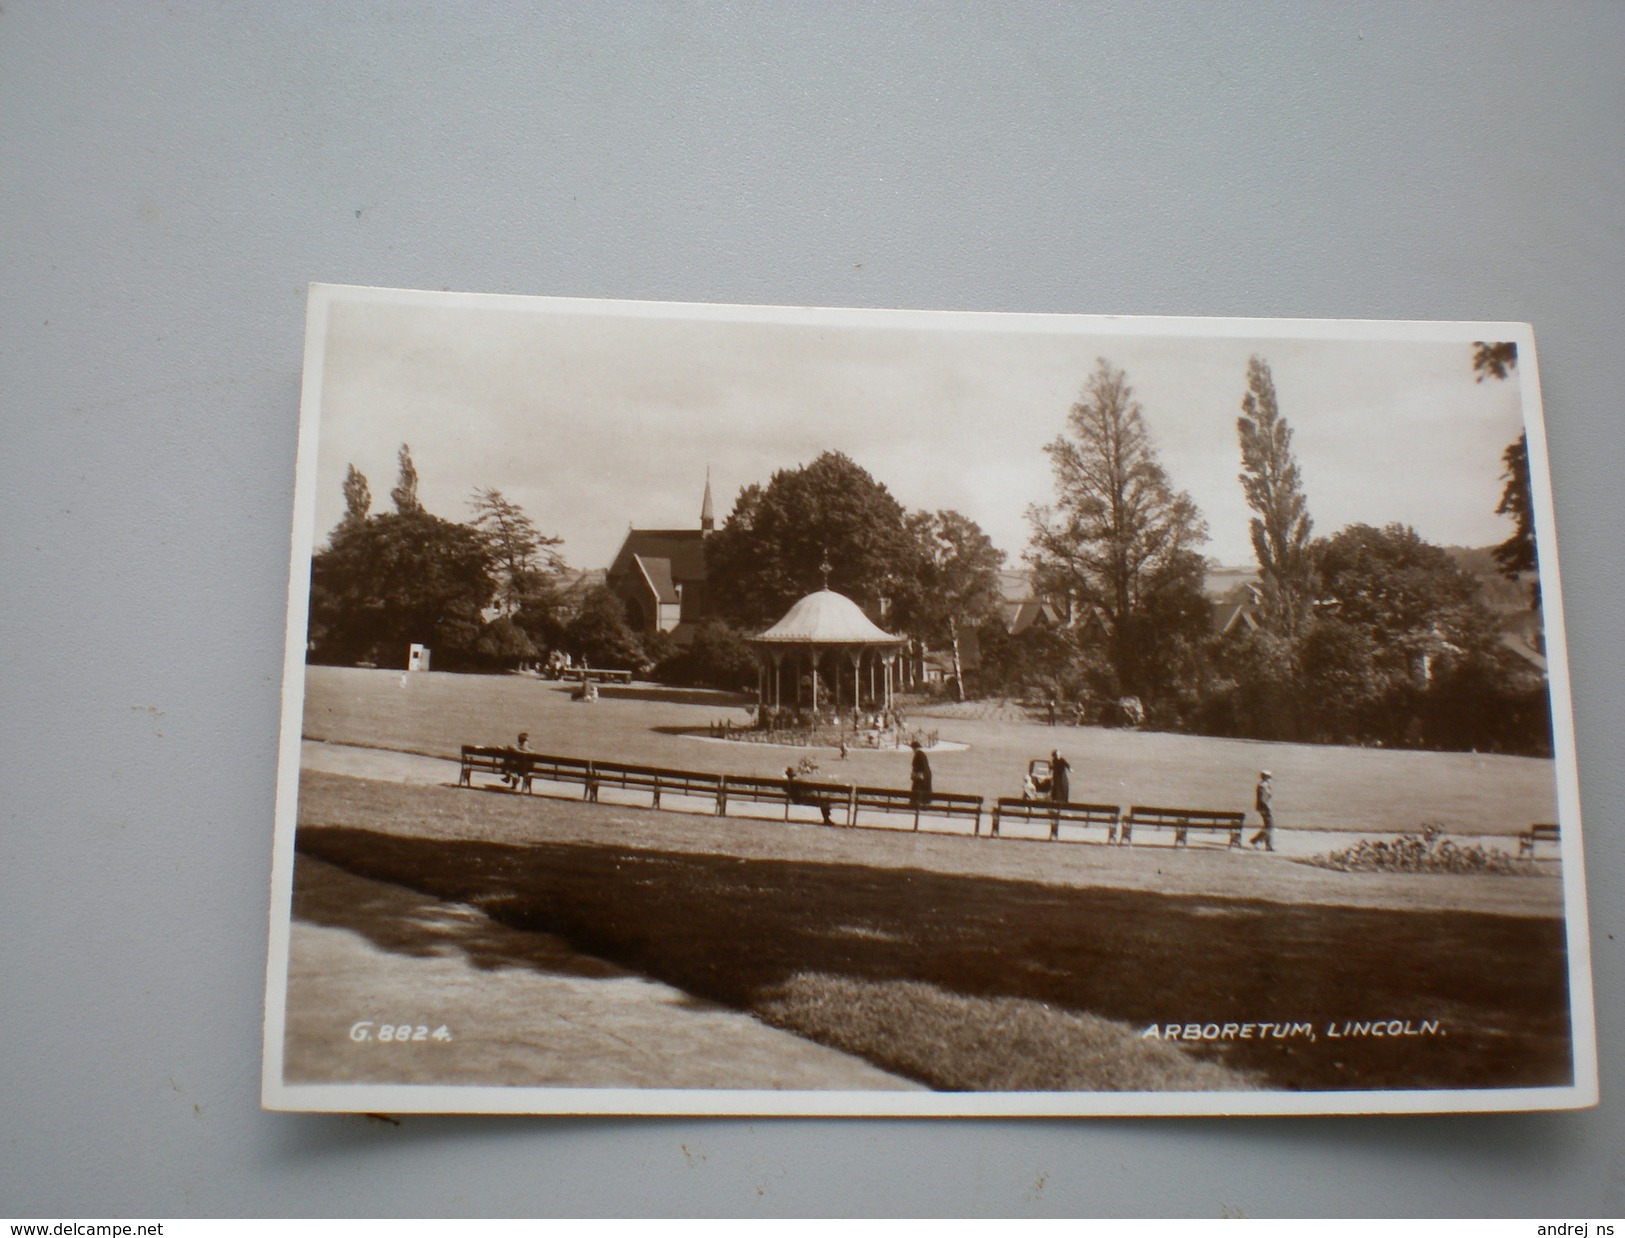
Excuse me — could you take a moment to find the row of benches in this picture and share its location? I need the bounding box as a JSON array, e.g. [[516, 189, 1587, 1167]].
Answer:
[[458, 746, 1253, 846], [989, 799, 1247, 847]]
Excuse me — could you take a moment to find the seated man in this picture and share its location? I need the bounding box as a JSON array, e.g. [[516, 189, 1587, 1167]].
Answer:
[[502, 731, 531, 790], [785, 766, 835, 826]]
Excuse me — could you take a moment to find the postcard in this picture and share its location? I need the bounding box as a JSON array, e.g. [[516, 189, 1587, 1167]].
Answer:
[[264, 286, 1594, 1115]]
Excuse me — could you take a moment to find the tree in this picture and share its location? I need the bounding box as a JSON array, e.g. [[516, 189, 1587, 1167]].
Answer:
[[971, 617, 1077, 701], [341, 464, 372, 531], [1027, 359, 1209, 701], [562, 586, 647, 671], [654, 619, 759, 692], [1301, 523, 1501, 747], [390, 443, 422, 514], [1472, 341, 1517, 383], [1492, 433, 1540, 608], [468, 488, 565, 594], [1237, 356, 1315, 637], [467, 488, 571, 654], [906, 510, 1005, 699], [309, 507, 495, 668], [704, 452, 926, 629], [1471, 337, 1538, 608]]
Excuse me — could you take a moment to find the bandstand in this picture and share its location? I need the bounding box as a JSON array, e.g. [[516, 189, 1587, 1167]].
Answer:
[[747, 588, 905, 726]]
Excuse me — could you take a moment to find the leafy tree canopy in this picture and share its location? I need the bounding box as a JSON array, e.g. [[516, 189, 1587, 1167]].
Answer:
[[310, 508, 495, 668], [563, 585, 647, 671], [904, 509, 1005, 699], [704, 451, 925, 629], [1313, 523, 1488, 649]]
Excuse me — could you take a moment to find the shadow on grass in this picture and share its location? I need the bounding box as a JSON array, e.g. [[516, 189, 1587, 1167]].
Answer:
[[597, 685, 752, 708], [293, 852, 629, 982], [296, 825, 1572, 1094]]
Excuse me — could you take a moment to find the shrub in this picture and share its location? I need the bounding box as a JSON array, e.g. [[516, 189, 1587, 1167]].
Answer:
[[1310, 823, 1534, 876]]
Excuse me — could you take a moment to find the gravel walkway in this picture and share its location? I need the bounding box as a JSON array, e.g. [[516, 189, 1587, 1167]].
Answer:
[[298, 740, 1564, 919]]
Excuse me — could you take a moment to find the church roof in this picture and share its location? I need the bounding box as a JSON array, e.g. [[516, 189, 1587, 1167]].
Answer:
[[750, 589, 903, 645], [608, 529, 708, 583], [632, 554, 679, 605]]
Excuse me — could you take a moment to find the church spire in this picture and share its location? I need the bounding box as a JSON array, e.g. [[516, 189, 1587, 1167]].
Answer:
[[700, 467, 715, 533]]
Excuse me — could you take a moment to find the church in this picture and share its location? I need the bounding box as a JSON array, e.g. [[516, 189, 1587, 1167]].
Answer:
[[604, 475, 716, 645]]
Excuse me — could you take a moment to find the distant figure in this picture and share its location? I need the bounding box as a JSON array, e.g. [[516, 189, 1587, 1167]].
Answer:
[[1249, 770, 1275, 851], [786, 765, 834, 825], [910, 740, 933, 808], [1047, 699, 1057, 727], [1049, 750, 1071, 804], [838, 739, 848, 760]]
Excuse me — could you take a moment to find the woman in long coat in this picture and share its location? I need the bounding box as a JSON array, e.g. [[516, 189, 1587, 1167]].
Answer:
[[909, 740, 932, 807]]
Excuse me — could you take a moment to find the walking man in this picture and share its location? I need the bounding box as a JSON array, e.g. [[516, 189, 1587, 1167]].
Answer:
[[1249, 770, 1275, 851]]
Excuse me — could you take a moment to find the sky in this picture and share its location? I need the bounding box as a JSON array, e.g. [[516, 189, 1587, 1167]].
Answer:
[[305, 290, 1531, 575]]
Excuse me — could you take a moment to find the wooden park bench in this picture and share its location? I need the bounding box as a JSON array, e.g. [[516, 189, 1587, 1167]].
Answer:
[[570, 666, 633, 685], [586, 759, 722, 810], [458, 745, 512, 787], [715, 772, 848, 824], [1122, 805, 1247, 849], [1517, 822, 1560, 858], [458, 747, 594, 797], [989, 798, 1122, 844], [848, 784, 984, 834]]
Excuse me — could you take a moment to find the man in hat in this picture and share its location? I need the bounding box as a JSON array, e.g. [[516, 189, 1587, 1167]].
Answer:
[[1249, 770, 1275, 851]]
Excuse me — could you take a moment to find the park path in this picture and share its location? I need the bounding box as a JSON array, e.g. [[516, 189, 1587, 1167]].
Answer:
[[298, 739, 1552, 865], [282, 855, 922, 1093], [298, 740, 1565, 919]]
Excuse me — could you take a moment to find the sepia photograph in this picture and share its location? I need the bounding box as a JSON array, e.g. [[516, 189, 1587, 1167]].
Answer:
[[263, 285, 1594, 1116]]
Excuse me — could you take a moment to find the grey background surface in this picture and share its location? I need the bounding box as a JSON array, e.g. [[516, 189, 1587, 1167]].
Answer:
[[2, 1, 1620, 1218]]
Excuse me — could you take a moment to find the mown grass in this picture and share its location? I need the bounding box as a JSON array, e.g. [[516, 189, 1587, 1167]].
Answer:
[[755, 975, 1254, 1092], [296, 812, 1572, 1093]]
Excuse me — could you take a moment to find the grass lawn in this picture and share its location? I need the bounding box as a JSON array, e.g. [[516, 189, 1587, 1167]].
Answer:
[[302, 666, 1560, 837], [294, 773, 1572, 1094]]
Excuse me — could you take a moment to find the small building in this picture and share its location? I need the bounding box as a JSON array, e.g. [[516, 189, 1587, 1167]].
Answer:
[[997, 568, 1062, 635]]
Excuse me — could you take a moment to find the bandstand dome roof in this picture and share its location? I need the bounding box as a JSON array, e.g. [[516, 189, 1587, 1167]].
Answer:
[[750, 589, 903, 645]]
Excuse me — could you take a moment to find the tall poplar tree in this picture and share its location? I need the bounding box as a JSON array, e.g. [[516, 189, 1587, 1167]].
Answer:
[[340, 464, 372, 531], [1236, 356, 1314, 637], [390, 443, 422, 514]]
